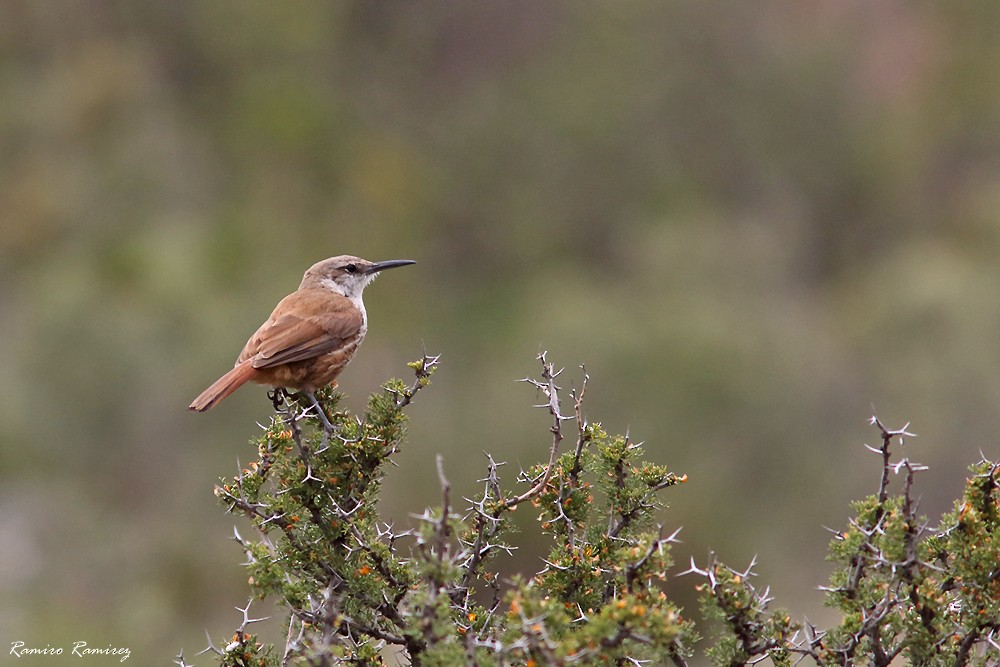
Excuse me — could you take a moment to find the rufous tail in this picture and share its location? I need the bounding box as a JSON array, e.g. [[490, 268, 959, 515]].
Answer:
[[188, 359, 258, 412]]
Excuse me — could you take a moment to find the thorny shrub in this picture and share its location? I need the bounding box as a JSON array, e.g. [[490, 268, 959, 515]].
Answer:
[[178, 355, 1000, 667]]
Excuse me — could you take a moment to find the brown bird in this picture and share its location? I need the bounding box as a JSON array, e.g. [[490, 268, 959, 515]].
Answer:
[[189, 255, 415, 417]]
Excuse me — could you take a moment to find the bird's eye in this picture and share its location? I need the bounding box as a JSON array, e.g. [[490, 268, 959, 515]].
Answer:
[[344, 264, 358, 274]]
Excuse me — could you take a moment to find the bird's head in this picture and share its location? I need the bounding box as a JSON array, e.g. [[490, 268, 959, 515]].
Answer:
[[301, 255, 416, 300]]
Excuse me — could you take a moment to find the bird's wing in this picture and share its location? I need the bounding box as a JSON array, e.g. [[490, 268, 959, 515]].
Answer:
[[237, 290, 364, 369]]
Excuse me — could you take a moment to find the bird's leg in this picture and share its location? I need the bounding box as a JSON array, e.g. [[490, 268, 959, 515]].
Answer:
[[306, 392, 336, 432], [286, 390, 335, 432]]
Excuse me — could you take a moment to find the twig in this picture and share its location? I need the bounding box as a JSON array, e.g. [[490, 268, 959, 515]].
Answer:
[[506, 352, 570, 510]]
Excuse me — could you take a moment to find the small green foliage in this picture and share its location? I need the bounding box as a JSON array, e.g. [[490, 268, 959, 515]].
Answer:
[[215, 631, 274, 667], [696, 556, 797, 667], [197, 354, 694, 667], [695, 418, 1000, 666], [192, 358, 1000, 667]]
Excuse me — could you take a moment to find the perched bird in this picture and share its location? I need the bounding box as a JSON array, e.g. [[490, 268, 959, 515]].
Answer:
[[189, 255, 415, 418]]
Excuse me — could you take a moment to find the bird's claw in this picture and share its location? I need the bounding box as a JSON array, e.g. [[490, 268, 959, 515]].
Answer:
[[267, 388, 287, 410]]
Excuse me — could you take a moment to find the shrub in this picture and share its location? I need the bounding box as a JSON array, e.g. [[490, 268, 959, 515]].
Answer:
[[178, 355, 1000, 667]]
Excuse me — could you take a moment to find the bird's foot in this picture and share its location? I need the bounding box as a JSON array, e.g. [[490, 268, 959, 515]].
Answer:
[[268, 388, 288, 410]]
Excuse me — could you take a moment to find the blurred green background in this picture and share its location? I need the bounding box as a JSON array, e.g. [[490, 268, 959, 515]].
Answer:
[[4, 1, 1000, 662]]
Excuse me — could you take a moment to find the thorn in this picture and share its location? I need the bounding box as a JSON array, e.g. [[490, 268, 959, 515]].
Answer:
[[236, 599, 270, 630]]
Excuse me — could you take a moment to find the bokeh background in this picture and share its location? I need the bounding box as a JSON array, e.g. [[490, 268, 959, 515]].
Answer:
[[4, 1, 1000, 663]]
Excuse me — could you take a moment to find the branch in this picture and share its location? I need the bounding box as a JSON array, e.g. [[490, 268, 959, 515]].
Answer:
[[392, 352, 441, 410], [506, 351, 569, 511]]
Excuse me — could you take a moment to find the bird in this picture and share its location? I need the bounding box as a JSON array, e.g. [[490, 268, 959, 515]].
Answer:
[[189, 255, 415, 420]]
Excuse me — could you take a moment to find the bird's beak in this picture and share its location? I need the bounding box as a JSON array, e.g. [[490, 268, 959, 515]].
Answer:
[[366, 259, 417, 274]]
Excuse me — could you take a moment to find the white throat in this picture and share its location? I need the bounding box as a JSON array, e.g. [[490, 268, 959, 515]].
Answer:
[[320, 277, 369, 334]]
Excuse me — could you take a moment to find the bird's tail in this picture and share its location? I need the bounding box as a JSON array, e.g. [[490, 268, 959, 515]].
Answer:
[[188, 359, 258, 412]]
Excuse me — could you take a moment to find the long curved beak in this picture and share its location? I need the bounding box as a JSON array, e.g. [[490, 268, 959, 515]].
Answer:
[[366, 259, 417, 274]]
